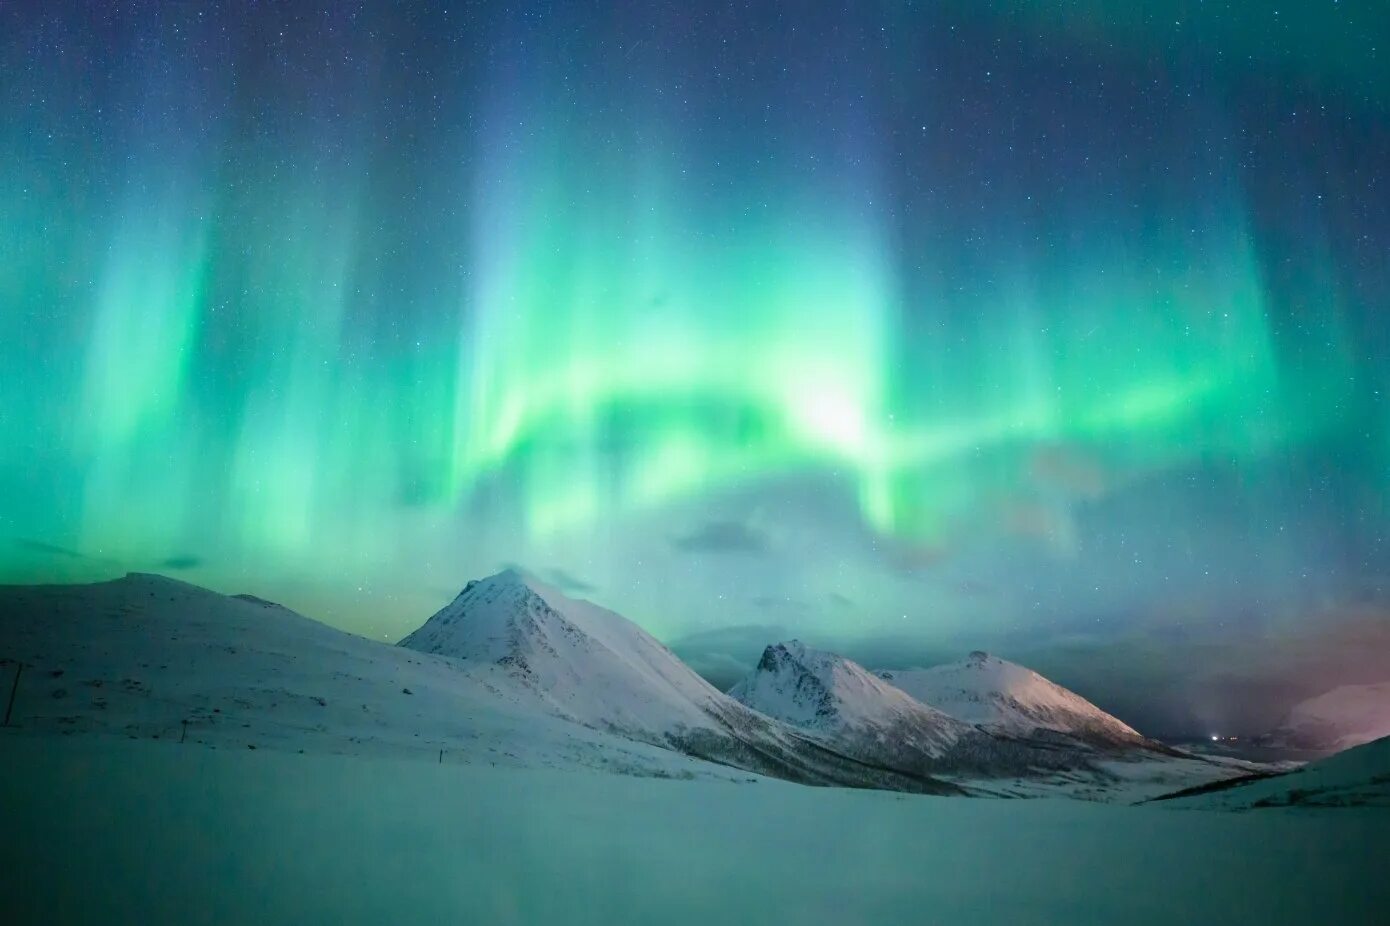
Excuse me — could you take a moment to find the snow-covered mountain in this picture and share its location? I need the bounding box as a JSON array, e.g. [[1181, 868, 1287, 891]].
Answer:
[[0, 570, 1257, 802], [401, 569, 729, 739], [724, 640, 1240, 799], [1255, 682, 1390, 754], [0, 571, 965, 793], [728, 640, 970, 762], [727, 639, 1159, 786], [0, 573, 722, 779], [398, 570, 962, 793], [878, 651, 1146, 748]]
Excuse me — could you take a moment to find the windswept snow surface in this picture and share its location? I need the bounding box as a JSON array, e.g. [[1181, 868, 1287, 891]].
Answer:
[[1, 737, 1385, 926], [879, 651, 1145, 745], [1165, 735, 1390, 810], [953, 751, 1273, 803], [1257, 682, 1390, 754]]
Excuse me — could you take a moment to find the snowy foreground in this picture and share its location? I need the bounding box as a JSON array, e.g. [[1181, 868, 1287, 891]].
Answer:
[[2, 735, 1386, 926], [2, 573, 1388, 924]]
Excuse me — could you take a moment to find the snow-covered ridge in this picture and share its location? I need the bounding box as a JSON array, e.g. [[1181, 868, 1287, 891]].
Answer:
[[878, 651, 1144, 746], [729, 640, 968, 758]]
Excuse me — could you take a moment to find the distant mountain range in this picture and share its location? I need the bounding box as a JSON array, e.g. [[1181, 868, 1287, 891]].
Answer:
[[0, 569, 1272, 802], [398, 570, 961, 793], [1254, 682, 1390, 754], [724, 639, 1199, 792]]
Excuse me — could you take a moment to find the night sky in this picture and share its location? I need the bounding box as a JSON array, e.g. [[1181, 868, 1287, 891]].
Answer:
[[4, 2, 1389, 735]]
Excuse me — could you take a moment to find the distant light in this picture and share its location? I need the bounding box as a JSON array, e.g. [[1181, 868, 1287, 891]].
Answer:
[[1210, 735, 1219, 742]]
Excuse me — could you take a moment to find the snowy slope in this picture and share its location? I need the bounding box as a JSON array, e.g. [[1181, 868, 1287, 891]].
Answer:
[[728, 640, 970, 760], [398, 571, 964, 794], [0, 573, 741, 780], [1256, 682, 1390, 754], [1165, 735, 1390, 810], [878, 651, 1145, 747]]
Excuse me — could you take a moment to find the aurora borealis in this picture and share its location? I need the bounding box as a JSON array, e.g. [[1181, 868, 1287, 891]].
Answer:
[[3, 2, 1388, 732]]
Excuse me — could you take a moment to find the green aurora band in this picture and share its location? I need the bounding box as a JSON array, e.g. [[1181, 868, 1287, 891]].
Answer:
[[1, 1, 1385, 689]]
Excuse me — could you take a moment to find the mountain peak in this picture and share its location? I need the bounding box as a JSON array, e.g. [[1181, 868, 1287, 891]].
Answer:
[[731, 640, 968, 752], [399, 571, 737, 743], [879, 655, 1142, 744], [406, 571, 565, 667], [756, 639, 811, 671], [445, 568, 571, 616], [457, 567, 535, 596]]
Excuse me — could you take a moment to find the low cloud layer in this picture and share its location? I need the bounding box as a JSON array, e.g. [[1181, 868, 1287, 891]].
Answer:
[[671, 520, 770, 554]]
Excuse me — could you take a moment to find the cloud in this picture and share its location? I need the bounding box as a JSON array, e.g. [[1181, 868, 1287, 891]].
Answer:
[[997, 498, 1079, 557], [491, 563, 597, 595], [879, 540, 950, 576], [984, 602, 1390, 737], [680, 652, 755, 689], [668, 623, 788, 690], [953, 579, 993, 597], [13, 538, 123, 569], [14, 539, 202, 574], [544, 567, 597, 594], [1029, 444, 1111, 500], [669, 624, 789, 653], [750, 594, 811, 612], [15, 538, 95, 561], [836, 637, 965, 675], [158, 555, 202, 571], [671, 519, 769, 554]]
